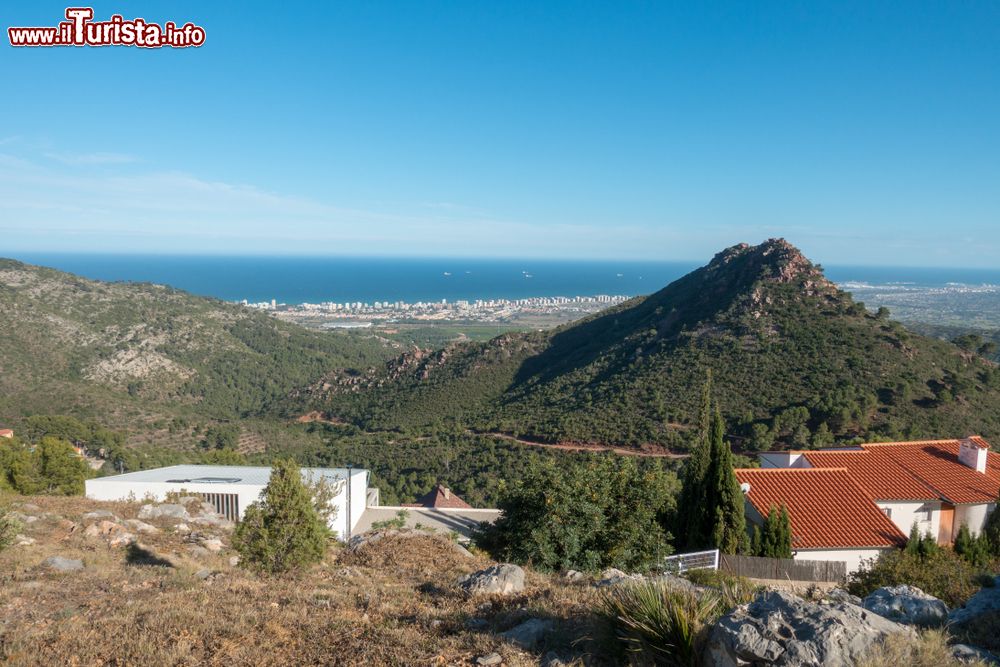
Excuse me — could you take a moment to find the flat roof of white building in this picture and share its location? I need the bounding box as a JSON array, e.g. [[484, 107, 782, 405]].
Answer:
[[89, 464, 363, 487]]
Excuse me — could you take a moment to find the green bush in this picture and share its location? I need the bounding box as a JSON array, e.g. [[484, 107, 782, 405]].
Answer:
[[233, 459, 331, 575], [600, 580, 720, 667], [0, 436, 91, 496], [847, 548, 986, 608], [475, 456, 677, 572], [683, 569, 759, 609], [0, 498, 22, 552]]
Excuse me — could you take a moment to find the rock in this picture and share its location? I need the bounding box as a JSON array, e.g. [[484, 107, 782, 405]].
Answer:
[[194, 568, 219, 581], [190, 514, 234, 529], [827, 588, 863, 606], [500, 618, 554, 650], [188, 545, 212, 559], [175, 523, 191, 532], [457, 564, 525, 596], [123, 519, 159, 534], [229, 555, 240, 567], [950, 643, 1000, 665], [20, 503, 42, 512], [562, 569, 585, 582], [14, 534, 35, 546], [704, 590, 912, 667], [950, 576, 1000, 626], [11, 512, 37, 524], [200, 538, 224, 552], [594, 567, 642, 587], [176, 495, 202, 506], [451, 542, 474, 558], [475, 653, 502, 666], [42, 556, 84, 572], [863, 584, 948, 627], [83, 520, 135, 546], [109, 532, 136, 547], [138, 503, 191, 521], [82, 510, 118, 522]]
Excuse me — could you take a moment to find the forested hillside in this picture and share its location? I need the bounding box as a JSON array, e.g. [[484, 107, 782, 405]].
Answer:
[[315, 239, 1000, 450], [0, 259, 391, 451]]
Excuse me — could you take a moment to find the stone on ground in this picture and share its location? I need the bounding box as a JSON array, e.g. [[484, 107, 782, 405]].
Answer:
[[42, 556, 84, 572], [862, 584, 948, 627], [457, 563, 525, 596]]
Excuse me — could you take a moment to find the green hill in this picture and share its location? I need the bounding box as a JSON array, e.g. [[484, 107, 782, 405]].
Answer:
[[315, 239, 1000, 450], [0, 258, 391, 450]]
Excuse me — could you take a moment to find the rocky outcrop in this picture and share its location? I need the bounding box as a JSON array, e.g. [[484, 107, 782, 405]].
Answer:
[[950, 575, 1000, 626], [457, 564, 525, 596], [704, 590, 912, 667], [862, 585, 948, 627]]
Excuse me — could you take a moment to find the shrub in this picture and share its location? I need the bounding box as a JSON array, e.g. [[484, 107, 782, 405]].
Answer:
[[683, 569, 759, 610], [0, 498, 22, 552], [859, 628, 990, 667], [847, 548, 985, 608], [600, 580, 720, 667], [371, 509, 409, 530], [233, 459, 331, 575], [475, 456, 677, 572]]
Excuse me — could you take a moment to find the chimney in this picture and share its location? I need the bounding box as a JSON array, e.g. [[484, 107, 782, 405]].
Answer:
[[959, 437, 988, 474], [740, 482, 751, 494], [443, 486, 450, 500]]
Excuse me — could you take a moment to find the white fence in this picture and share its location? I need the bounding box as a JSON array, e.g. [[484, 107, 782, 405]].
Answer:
[[662, 548, 720, 574]]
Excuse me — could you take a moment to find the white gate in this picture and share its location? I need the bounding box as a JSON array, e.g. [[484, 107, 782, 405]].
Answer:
[[662, 548, 720, 574]]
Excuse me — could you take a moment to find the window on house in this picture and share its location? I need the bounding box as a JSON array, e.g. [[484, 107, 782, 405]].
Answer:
[[881, 508, 892, 519], [915, 508, 932, 523]]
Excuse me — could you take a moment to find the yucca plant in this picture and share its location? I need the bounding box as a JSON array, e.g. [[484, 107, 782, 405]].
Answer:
[[601, 580, 721, 667]]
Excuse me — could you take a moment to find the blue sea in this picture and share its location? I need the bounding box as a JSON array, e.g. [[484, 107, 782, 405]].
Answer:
[[9, 253, 1000, 305]]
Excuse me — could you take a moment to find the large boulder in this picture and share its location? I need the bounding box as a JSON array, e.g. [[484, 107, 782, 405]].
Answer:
[[863, 584, 948, 627], [951, 576, 1000, 626], [457, 564, 525, 596], [594, 567, 642, 588], [704, 590, 912, 667]]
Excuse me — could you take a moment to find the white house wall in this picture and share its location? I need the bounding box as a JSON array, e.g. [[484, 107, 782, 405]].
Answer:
[[875, 500, 940, 540], [85, 476, 360, 539], [956, 503, 995, 536], [795, 548, 889, 575]]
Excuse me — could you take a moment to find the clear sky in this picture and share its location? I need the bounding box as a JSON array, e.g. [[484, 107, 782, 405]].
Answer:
[[1, 1, 998, 265]]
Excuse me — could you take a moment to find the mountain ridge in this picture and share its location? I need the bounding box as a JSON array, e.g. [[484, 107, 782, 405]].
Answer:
[[314, 239, 1000, 449]]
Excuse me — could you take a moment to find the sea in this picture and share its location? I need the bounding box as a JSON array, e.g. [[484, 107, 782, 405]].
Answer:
[[10, 253, 1000, 305]]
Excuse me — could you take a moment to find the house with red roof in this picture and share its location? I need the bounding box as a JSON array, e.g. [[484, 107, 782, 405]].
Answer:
[[737, 436, 1000, 573], [403, 484, 473, 509], [0, 429, 13, 439]]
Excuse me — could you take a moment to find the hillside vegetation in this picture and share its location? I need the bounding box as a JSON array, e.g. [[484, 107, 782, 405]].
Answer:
[[0, 258, 391, 450], [315, 240, 1000, 450]]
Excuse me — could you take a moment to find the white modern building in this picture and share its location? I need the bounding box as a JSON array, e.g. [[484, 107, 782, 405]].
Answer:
[[738, 436, 1000, 574], [85, 464, 369, 540]]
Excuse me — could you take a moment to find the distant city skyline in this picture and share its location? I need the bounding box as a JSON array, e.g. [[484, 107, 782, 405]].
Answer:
[[2, 2, 999, 266]]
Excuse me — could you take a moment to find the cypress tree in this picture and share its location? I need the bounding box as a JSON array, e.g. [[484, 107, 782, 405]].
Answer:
[[707, 407, 749, 554], [676, 373, 714, 549], [775, 504, 793, 559]]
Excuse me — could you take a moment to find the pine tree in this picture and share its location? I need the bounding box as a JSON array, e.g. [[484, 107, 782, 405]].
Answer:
[[954, 522, 973, 557], [904, 523, 922, 556], [233, 459, 331, 575], [707, 407, 749, 554], [982, 494, 1000, 556]]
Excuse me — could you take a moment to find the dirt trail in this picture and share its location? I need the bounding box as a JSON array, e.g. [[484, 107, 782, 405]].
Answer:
[[477, 431, 688, 459]]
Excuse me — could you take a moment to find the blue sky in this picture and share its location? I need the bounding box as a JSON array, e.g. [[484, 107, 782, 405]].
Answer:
[[1, 1, 998, 265]]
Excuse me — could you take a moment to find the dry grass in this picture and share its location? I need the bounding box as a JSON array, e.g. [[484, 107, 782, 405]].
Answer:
[[0, 495, 610, 666], [858, 629, 990, 667]]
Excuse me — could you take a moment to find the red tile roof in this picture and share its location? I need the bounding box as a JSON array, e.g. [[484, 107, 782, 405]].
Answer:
[[802, 438, 1000, 505], [405, 485, 473, 509], [735, 467, 907, 549], [0, 429, 13, 438]]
